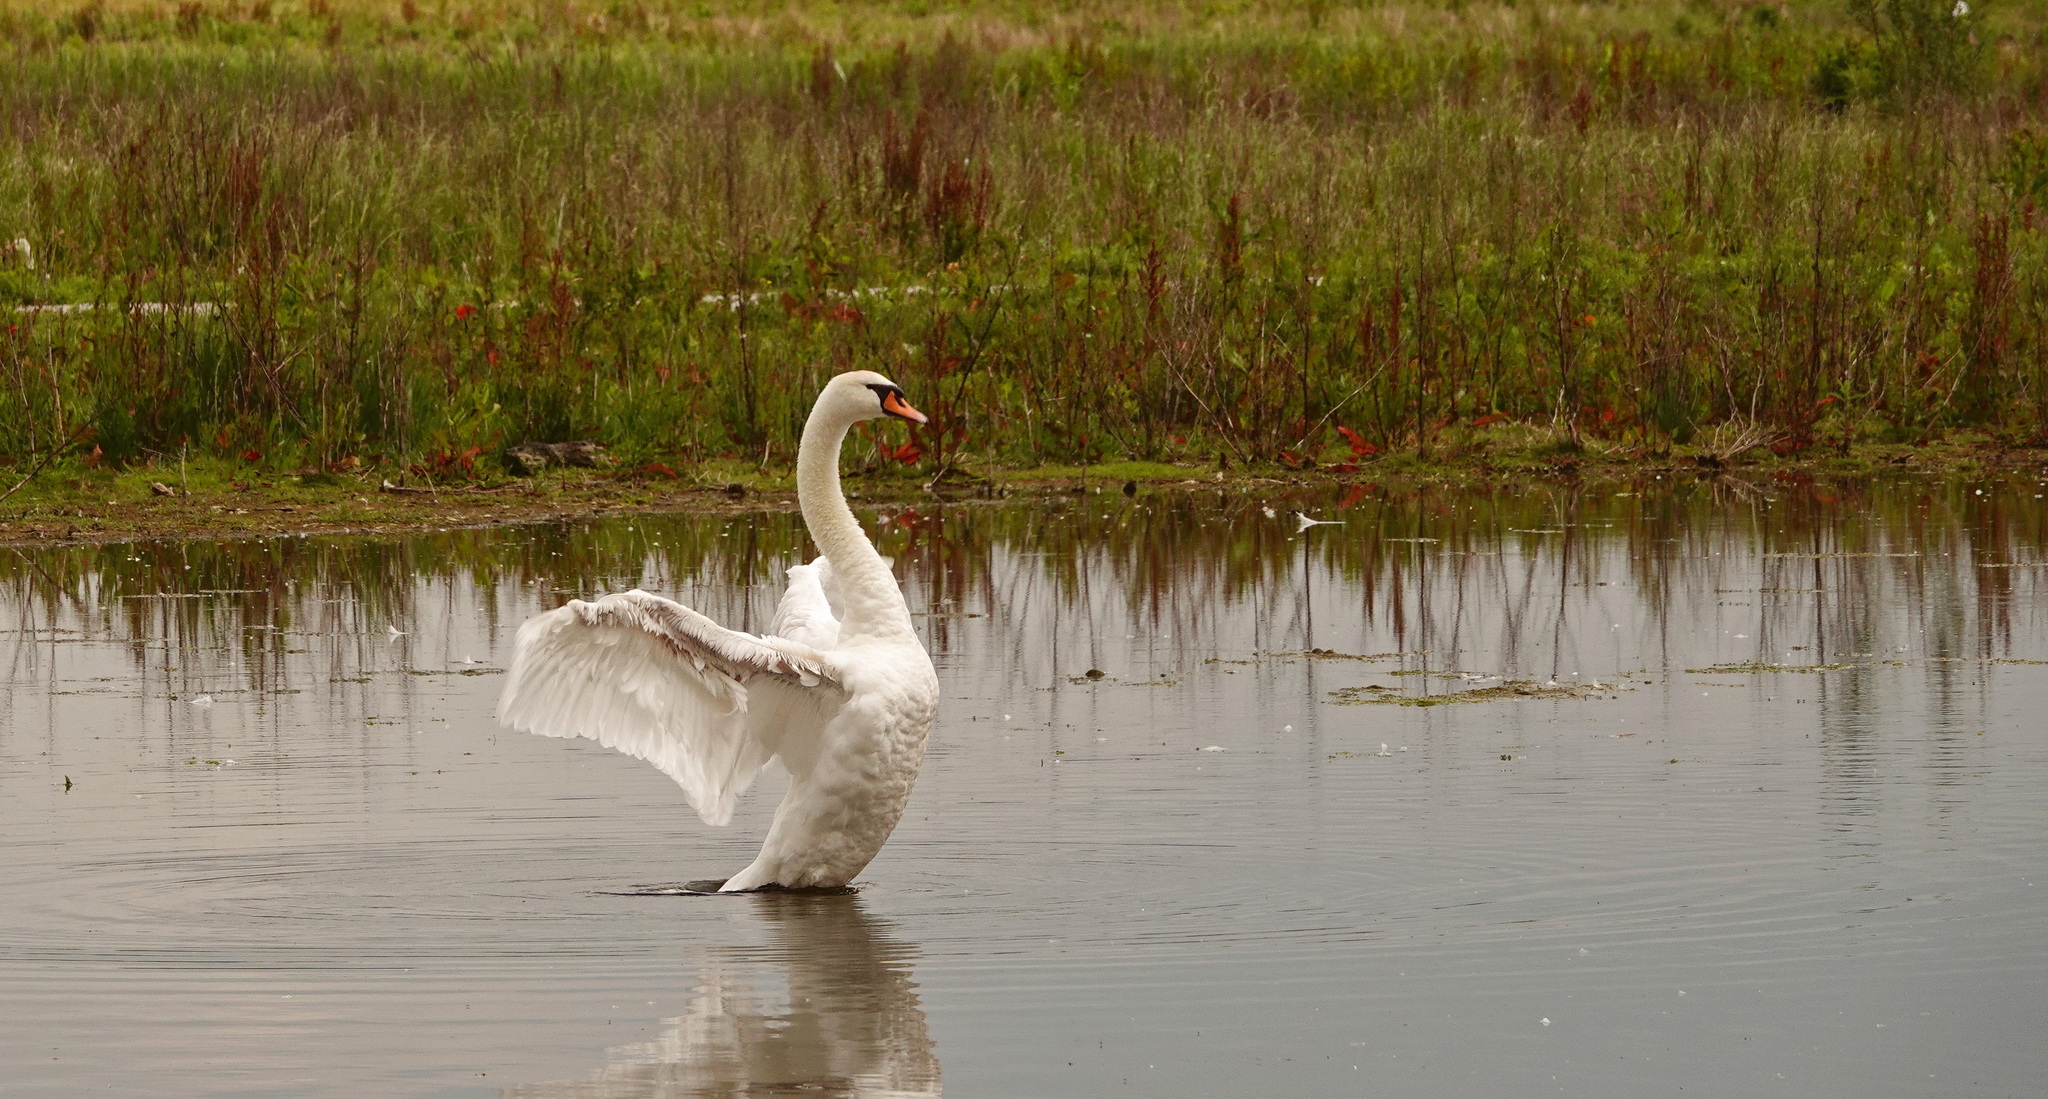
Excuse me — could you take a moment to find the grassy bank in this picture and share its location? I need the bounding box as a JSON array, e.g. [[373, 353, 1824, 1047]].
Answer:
[[2, 0, 2047, 483]]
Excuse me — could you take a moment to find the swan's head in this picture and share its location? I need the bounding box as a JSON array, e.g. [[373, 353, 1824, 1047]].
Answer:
[[822, 370, 928, 426]]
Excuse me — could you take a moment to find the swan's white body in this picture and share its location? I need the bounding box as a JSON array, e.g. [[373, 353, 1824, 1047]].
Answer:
[[496, 372, 938, 890]]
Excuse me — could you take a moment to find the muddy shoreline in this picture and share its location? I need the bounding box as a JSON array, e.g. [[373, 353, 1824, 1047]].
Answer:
[[3, 444, 2044, 548]]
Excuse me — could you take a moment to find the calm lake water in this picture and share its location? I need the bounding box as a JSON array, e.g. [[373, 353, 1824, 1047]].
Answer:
[[3, 474, 2046, 1097]]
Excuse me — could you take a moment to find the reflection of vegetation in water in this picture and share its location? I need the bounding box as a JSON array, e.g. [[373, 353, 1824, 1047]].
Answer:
[[0, 476, 2042, 701], [1, 476, 2037, 870]]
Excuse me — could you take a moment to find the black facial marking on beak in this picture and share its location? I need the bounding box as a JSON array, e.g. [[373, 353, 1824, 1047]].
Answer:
[[866, 383, 929, 424]]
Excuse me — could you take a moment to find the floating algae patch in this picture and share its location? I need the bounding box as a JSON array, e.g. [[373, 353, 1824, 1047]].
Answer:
[[1327, 679, 1620, 706], [1206, 650, 1409, 666], [1062, 673, 1182, 686]]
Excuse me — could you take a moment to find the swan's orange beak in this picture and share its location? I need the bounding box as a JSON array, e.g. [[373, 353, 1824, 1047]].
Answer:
[[882, 390, 928, 424]]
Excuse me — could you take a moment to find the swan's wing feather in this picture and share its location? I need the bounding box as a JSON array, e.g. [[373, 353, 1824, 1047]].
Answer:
[[497, 589, 843, 825], [771, 559, 841, 650]]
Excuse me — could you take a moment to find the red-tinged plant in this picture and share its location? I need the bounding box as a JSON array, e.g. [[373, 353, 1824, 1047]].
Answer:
[[419, 445, 484, 476], [1336, 426, 1378, 455]]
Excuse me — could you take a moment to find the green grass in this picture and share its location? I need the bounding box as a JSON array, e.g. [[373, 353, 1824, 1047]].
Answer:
[[1, 0, 2045, 482]]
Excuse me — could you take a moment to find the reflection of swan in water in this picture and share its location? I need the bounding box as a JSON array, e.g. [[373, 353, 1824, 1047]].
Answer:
[[504, 894, 940, 1098]]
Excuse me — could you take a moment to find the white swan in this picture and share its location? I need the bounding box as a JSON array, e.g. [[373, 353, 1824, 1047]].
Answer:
[[496, 371, 939, 891]]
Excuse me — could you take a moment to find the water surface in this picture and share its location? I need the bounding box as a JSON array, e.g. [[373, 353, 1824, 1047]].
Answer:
[[3, 474, 2046, 1097]]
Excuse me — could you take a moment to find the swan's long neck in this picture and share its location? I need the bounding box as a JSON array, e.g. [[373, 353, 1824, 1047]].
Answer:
[[798, 401, 916, 642]]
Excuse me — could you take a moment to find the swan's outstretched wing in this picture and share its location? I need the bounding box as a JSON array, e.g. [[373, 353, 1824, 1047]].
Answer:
[[771, 558, 841, 650], [497, 589, 844, 825]]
